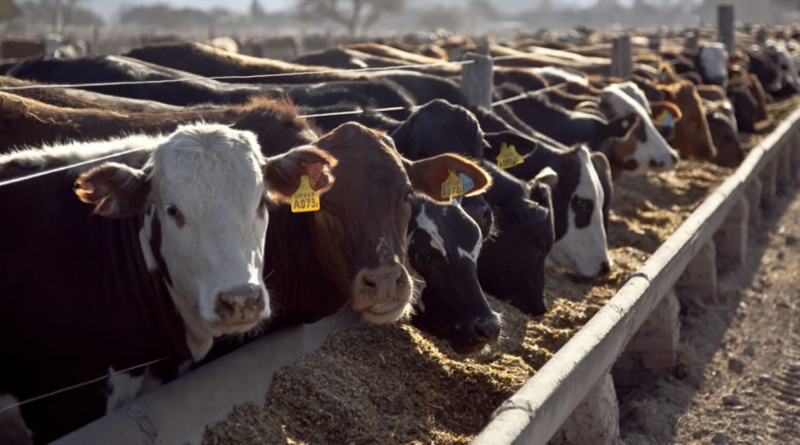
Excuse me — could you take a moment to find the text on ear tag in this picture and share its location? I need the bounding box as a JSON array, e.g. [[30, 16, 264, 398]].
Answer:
[[306, 162, 324, 190], [654, 109, 675, 128], [497, 142, 525, 169], [441, 169, 464, 199], [291, 175, 320, 213], [459, 173, 475, 194]]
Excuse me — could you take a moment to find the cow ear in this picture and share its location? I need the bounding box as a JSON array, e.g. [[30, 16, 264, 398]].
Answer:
[[530, 167, 558, 188], [263, 146, 337, 205], [604, 112, 640, 140], [651, 101, 683, 123], [74, 162, 151, 218], [598, 98, 617, 119], [482, 131, 538, 159], [405, 153, 491, 203]]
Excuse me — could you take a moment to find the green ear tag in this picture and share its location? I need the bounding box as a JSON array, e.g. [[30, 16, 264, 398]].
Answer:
[[497, 142, 525, 170], [291, 175, 320, 213], [654, 109, 675, 128], [441, 170, 464, 199]]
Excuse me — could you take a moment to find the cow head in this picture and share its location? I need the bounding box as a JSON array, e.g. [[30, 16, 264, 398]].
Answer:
[[600, 82, 680, 177], [390, 99, 495, 239], [75, 124, 336, 360], [477, 161, 555, 315], [697, 43, 730, 86], [767, 39, 800, 94], [408, 198, 501, 353], [310, 122, 490, 324], [658, 81, 716, 161], [707, 110, 744, 168]]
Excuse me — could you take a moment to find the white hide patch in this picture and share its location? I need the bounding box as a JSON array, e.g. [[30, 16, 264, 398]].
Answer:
[[547, 147, 611, 277], [415, 207, 448, 261], [457, 234, 482, 263], [0, 394, 32, 444], [699, 43, 729, 84], [601, 82, 679, 176]]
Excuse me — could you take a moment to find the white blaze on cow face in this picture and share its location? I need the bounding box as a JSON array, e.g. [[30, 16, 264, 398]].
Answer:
[[547, 147, 612, 277], [601, 82, 679, 177], [699, 43, 730, 85], [768, 40, 800, 93], [414, 208, 449, 262], [105, 367, 162, 414], [137, 125, 271, 360]]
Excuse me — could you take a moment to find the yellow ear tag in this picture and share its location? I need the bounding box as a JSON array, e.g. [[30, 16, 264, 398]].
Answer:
[[654, 109, 675, 128], [497, 142, 525, 170], [621, 119, 630, 129], [291, 175, 320, 213], [729, 72, 743, 86], [441, 169, 464, 199]]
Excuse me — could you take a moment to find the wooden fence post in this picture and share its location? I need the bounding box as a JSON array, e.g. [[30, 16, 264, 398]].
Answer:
[[685, 30, 699, 51], [717, 4, 735, 54], [461, 52, 494, 110], [648, 33, 661, 52], [611, 34, 632, 78]]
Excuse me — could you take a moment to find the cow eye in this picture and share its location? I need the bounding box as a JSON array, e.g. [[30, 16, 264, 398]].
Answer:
[[165, 205, 185, 227], [257, 196, 268, 219]]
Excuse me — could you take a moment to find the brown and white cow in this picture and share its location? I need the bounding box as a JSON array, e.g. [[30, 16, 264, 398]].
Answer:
[[0, 123, 336, 443]]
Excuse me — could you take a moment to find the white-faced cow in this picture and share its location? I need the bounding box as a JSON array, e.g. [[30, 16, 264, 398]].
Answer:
[[599, 82, 680, 177], [0, 124, 336, 443]]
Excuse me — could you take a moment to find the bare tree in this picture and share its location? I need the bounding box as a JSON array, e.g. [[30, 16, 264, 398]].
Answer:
[[299, 0, 405, 38], [0, 0, 19, 22], [39, 0, 83, 33]]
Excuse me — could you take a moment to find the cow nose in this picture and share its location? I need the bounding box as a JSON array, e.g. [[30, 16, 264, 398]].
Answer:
[[362, 263, 408, 295], [598, 260, 611, 276], [473, 317, 502, 343], [215, 284, 266, 321]]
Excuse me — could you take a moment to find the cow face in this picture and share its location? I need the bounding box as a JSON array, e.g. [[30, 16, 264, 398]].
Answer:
[[545, 146, 612, 278], [390, 99, 494, 239], [310, 122, 490, 324], [708, 111, 744, 168], [75, 124, 336, 359], [408, 199, 501, 353], [477, 162, 554, 316], [767, 40, 800, 94], [658, 82, 716, 161], [600, 83, 680, 177], [698, 43, 730, 86]]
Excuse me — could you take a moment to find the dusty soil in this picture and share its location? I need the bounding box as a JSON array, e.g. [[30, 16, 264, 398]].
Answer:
[[618, 182, 800, 445], [204, 98, 800, 445]]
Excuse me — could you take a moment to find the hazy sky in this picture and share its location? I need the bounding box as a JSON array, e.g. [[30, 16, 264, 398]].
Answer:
[[87, 0, 614, 19]]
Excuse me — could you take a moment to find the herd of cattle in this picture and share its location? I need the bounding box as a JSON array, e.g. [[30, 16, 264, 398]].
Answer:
[[1, 25, 799, 444]]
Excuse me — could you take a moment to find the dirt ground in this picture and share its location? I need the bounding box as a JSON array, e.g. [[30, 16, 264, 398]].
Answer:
[[618, 182, 800, 445]]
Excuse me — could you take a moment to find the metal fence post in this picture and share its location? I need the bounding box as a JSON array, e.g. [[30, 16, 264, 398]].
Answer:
[[718, 4, 735, 54], [461, 52, 494, 110]]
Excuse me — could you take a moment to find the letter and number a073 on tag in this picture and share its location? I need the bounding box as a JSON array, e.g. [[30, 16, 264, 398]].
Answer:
[[292, 163, 324, 213], [497, 142, 525, 170]]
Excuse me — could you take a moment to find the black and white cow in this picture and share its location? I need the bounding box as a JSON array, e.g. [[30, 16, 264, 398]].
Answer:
[[0, 124, 335, 443], [408, 197, 502, 353]]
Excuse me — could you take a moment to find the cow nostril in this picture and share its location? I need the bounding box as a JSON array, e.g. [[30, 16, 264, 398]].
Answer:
[[473, 317, 502, 342], [598, 261, 611, 276], [363, 275, 377, 290], [649, 159, 663, 168]]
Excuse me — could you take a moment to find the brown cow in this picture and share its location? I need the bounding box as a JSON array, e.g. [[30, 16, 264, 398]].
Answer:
[[343, 43, 446, 65], [1, 36, 43, 59], [657, 80, 716, 161]]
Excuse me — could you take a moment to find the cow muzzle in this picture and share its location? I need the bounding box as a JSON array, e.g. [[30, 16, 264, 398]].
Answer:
[[213, 284, 269, 333], [352, 262, 413, 323]]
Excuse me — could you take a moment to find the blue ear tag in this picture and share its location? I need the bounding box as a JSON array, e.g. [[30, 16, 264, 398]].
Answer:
[[459, 173, 475, 194]]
